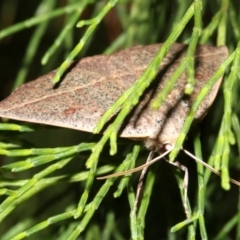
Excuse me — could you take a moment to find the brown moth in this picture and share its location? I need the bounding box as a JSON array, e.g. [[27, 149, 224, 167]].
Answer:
[[1, 43, 239, 217], [0, 43, 228, 152]]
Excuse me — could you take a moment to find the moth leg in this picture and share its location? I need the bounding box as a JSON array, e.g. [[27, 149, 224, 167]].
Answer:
[[133, 151, 155, 214], [164, 158, 190, 218]]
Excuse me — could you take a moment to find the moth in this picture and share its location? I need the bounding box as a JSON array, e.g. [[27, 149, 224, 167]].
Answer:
[[0, 43, 227, 149], [1, 43, 239, 216]]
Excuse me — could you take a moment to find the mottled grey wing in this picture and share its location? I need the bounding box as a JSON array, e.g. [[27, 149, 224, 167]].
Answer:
[[0, 43, 228, 145]]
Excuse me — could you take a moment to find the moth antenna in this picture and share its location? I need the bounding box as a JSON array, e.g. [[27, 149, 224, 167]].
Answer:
[[97, 148, 172, 180], [182, 148, 240, 187], [98, 146, 240, 186]]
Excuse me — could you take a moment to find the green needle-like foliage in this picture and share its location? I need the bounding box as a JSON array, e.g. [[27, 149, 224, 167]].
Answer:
[[0, 0, 240, 239]]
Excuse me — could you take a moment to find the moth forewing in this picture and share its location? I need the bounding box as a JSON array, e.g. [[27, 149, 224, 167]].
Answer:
[[0, 44, 228, 147]]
